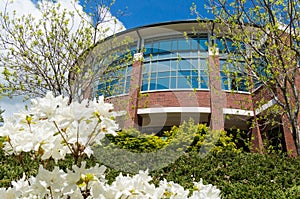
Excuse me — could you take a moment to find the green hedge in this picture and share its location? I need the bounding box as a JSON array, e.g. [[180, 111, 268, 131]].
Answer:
[[151, 151, 300, 199]]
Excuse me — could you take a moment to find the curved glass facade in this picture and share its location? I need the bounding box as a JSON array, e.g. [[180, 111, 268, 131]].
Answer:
[[97, 65, 132, 97], [220, 59, 248, 92], [141, 35, 209, 91], [97, 31, 250, 97], [97, 47, 136, 97]]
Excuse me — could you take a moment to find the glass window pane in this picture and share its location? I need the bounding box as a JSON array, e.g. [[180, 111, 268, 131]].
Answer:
[[177, 77, 190, 88], [178, 70, 190, 77], [238, 79, 248, 92], [126, 76, 131, 83], [143, 63, 150, 74], [151, 63, 157, 72], [191, 77, 199, 88], [158, 72, 170, 78], [130, 47, 137, 56], [178, 51, 190, 57], [143, 74, 149, 79], [171, 40, 178, 51], [200, 75, 208, 89], [142, 79, 148, 91], [178, 59, 190, 70], [191, 70, 198, 77], [157, 78, 169, 89], [190, 51, 198, 57], [190, 59, 198, 69], [144, 43, 152, 55], [159, 40, 172, 53], [191, 38, 198, 50], [150, 72, 156, 79], [159, 53, 171, 59], [216, 38, 225, 52], [157, 60, 170, 71], [227, 40, 235, 52], [127, 66, 132, 73], [97, 83, 105, 96], [170, 77, 177, 88], [199, 37, 208, 51], [178, 39, 190, 51], [199, 59, 207, 69], [153, 42, 159, 54], [170, 71, 176, 77], [221, 72, 229, 90], [171, 60, 177, 70], [150, 79, 156, 90]]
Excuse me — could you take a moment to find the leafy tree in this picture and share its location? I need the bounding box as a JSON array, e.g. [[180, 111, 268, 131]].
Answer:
[[200, 0, 300, 155], [0, 0, 128, 103]]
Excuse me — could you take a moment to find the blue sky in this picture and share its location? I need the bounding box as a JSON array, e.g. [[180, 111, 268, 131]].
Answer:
[[82, 0, 211, 29]]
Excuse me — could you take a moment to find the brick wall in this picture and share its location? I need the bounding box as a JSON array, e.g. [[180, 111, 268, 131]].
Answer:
[[138, 90, 210, 108], [225, 92, 253, 110]]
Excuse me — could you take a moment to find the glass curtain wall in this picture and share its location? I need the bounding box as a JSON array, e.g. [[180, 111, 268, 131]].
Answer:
[[97, 47, 136, 97], [141, 35, 209, 91]]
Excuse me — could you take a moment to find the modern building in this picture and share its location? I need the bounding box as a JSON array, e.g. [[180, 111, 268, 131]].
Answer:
[[85, 20, 299, 156]]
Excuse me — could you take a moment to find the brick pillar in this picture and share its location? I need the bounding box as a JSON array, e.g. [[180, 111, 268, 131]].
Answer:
[[124, 53, 143, 128], [282, 114, 298, 157], [208, 47, 225, 130]]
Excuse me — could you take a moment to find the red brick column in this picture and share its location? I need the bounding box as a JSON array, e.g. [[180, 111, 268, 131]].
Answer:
[[208, 47, 225, 130], [124, 53, 143, 128], [282, 114, 298, 157]]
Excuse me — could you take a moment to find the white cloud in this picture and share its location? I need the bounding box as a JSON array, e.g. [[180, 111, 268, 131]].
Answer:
[[0, 0, 41, 17], [0, 0, 125, 119], [98, 6, 125, 38], [0, 0, 125, 37]]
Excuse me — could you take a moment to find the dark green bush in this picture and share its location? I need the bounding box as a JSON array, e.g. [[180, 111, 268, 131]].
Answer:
[[151, 151, 300, 199]]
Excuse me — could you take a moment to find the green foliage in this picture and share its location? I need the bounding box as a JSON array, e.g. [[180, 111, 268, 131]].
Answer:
[[1, 128, 300, 198], [104, 120, 242, 155], [105, 128, 168, 153], [0, 150, 40, 188], [151, 151, 300, 199], [90, 121, 244, 173], [164, 122, 242, 154]]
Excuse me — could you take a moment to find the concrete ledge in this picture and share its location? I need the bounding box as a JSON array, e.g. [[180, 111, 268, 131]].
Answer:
[[138, 107, 211, 114], [138, 107, 253, 116]]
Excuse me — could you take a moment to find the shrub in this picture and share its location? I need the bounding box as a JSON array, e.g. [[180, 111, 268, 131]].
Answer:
[[105, 128, 168, 153], [105, 120, 243, 154], [151, 151, 300, 199]]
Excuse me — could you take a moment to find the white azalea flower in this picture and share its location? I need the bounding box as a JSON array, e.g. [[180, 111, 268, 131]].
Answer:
[[0, 187, 18, 199], [31, 92, 68, 120], [0, 93, 222, 198], [159, 179, 189, 199], [91, 96, 114, 118], [190, 179, 221, 199]]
